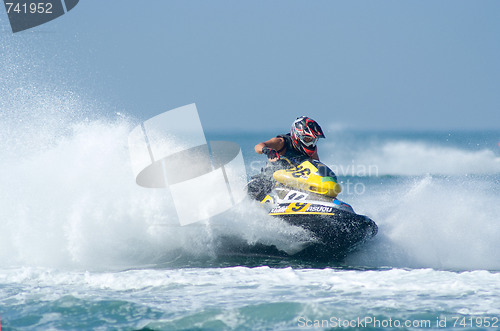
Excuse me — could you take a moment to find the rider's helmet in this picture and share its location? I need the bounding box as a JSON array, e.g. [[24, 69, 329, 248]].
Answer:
[[290, 116, 325, 157]]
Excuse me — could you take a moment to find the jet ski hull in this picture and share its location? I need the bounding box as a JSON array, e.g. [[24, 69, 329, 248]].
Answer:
[[275, 210, 377, 260]]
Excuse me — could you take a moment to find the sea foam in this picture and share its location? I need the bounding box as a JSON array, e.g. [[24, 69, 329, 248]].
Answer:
[[0, 95, 310, 270]]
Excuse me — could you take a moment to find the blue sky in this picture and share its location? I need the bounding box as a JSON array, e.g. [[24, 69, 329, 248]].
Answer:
[[1, 0, 499, 131]]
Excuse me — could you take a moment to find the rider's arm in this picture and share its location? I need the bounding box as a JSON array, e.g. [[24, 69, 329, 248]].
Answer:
[[254, 137, 284, 154]]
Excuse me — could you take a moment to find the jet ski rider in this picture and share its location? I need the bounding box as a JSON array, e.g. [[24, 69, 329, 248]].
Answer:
[[255, 116, 325, 161], [247, 116, 325, 201]]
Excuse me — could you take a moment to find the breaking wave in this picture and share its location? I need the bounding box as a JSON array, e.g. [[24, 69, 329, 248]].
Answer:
[[324, 134, 500, 176], [346, 174, 500, 271], [0, 96, 311, 270]]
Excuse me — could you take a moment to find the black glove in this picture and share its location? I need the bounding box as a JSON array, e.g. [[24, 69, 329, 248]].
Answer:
[[262, 146, 280, 160]]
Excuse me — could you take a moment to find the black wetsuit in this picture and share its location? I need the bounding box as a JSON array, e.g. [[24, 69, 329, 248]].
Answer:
[[246, 133, 307, 201], [276, 133, 304, 159]]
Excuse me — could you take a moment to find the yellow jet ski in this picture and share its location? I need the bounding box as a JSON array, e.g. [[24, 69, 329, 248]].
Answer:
[[247, 156, 378, 260]]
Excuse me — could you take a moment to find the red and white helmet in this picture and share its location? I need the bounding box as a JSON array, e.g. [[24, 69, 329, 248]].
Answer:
[[290, 116, 325, 157]]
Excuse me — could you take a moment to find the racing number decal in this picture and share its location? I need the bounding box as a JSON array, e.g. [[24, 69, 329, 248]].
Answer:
[[291, 165, 311, 178], [291, 202, 308, 212], [284, 191, 307, 201]]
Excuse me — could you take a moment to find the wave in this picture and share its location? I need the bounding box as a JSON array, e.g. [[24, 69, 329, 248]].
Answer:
[[324, 138, 500, 176], [2, 92, 498, 271], [346, 174, 500, 271], [0, 105, 312, 270]]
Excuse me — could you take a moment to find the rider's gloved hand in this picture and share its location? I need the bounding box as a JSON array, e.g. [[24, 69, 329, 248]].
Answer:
[[262, 146, 280, 160]]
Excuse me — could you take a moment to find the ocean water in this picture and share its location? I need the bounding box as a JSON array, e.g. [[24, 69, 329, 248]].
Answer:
[[1, 104, 500, 330]]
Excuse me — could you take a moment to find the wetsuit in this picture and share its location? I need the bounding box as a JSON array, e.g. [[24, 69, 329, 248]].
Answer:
[[247, 133, 307, 201], [275, 133, 304, 159]]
